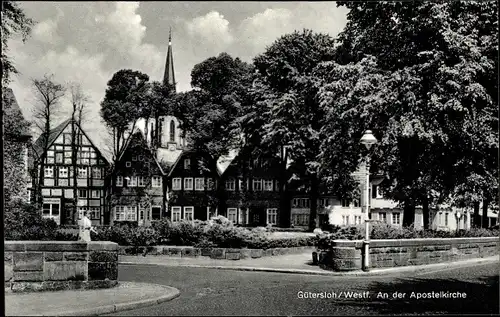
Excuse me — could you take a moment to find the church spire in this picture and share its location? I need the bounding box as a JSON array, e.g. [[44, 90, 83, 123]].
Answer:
[[163, 27, 176, 91]]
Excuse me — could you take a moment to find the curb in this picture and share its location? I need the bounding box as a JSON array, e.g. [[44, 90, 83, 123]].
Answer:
[[39, 284, 180, 316], [119, 256, 499, 277]]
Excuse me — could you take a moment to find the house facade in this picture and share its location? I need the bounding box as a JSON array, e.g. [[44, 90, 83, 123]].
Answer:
[[166, 150, 219, 222], [29, 119, 109, 225], [219, 152, 283, 226], [109, 131, 166, 226]]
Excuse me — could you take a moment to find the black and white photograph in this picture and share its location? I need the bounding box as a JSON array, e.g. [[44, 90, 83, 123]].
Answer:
[[3, 1, 499, 316]]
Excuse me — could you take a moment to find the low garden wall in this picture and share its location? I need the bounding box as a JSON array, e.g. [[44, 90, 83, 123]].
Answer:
[[120, 245, 314, 260], [5, 241, 119, 293], [317, 237, 499, 271]]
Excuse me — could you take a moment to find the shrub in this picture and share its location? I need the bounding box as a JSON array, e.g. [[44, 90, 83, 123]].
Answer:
[[4, 199, 60, 241], [92, 225, 134, 245], [267, 227, 307, 232]]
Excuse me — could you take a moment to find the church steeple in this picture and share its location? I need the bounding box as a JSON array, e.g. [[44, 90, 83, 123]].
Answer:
[[163, 27, 176, 91]]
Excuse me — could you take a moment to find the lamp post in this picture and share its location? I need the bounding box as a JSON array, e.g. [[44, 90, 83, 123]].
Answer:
[[360, 130, 378, 272]]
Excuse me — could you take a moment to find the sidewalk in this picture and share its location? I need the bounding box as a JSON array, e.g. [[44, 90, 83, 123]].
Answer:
[[5, 282, 180, 316], [119, 252, 499, 277]]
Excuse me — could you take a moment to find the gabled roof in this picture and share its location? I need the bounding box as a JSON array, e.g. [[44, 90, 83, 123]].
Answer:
[[166, 149, 223, 177], [32, 118, 71, 158], [3, 87, 31, 137], [157, 147, 183, 169], [118, 130, 166, 175], [30, 118, 110, 167]]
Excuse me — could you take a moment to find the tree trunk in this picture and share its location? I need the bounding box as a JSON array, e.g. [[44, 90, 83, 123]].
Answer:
[[71, 118, 78, 225], [308, 174, 319, 231], [482, 197, 491, 228], [422, 195, 430, 230], [278, 147, 289, 228], [402, 199, 415, 228], [473, 201, 481, 227]]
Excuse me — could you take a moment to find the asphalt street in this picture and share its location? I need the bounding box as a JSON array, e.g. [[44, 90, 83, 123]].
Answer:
[[105, 261, 499, 316]]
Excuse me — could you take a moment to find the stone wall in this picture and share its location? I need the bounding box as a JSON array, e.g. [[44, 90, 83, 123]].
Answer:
[[317, 237, 499, 271], [120, 245, 314, 260], [5, 241, 119, 292]]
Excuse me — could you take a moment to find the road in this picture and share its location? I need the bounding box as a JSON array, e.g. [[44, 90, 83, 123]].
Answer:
[[105, 261, 499, 316]]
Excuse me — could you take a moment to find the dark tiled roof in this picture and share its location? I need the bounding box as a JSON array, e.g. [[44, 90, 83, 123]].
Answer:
[[3, 88, 31, 137], [32, 118, 71, 158]]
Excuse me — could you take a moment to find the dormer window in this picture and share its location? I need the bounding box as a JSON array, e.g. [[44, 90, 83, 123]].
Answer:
[[126, 161, 131, 168], [184, 158, 191, 170]]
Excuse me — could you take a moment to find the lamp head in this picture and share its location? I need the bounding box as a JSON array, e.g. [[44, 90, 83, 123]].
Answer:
[[360, 130, 378, 150]]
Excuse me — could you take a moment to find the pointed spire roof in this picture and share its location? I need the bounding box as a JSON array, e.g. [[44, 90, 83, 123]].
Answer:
[[163, 27, 176, 90]]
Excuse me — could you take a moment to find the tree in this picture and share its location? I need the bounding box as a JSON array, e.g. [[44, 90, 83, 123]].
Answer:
[[100, 69, 150, 162], [1, 0, 34, 85], [69, 83, 91, 225], [3, 88, 31, 202], [31, 74, 66, 207], [317, 1, 498, 228], [253, 29, 337, 231], [173, 53, 254, 214]]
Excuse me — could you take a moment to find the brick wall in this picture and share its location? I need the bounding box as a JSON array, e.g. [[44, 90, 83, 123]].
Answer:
[[318, 237, 499, 271], [5, 241, 119, 293]]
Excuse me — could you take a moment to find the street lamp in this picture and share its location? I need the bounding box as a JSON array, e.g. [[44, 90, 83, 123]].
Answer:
[[360, 130, 377, 272]]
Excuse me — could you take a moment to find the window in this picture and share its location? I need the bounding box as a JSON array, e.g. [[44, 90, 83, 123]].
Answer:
[[114, 206, 125, 221], [90, 207, 100, 220], [79, 189, 87, 198], [91, 190, 100, 198], [170, 120, 176, 142], [341, 199, 351, 208], [138, 155, 144, 161], [207, 178, 214, 190], [353, 199, 361, 208], [172, 178, 181, 190], [63, 133, 72, 144], [78, 206, 87, 219], [116, 176, 123, 187], [184, 158, 190, 170], [129, 176, 137, 187], [227, 208, 238, 224], [445, 213, 449, 226], [55, 152, 63, 163], [151, 206, 162, 220], [372, 185, 378, 199], [263, 179, 273, 191], [59, 167, 68, 178], [225, 179, 235, 191], [392, 213, 401, 225], [45, 166, 54, 178], [92, 167, 101, 179], [171, 207, 181, 222], [184, 206, 194, 221], [438, 212, 442, 225], [126, 161, 131, 167], [42, 203, 60, 218], [267, 208, 277, 225], [78, 167, 87, 178], [138, 176, 146, 187], [184, 178, 193, 190], [139, 206, 145, 220], [126, 206, 137, 221], [152, 176, 162, 188], [253, 179, 262, 191], [195, 178, 204, 191], [355, 215, 362, 225], [342, 215, 350, 226], [238, 179, 245, 191], [132, 156, 137, 161], [379, 212, 387, 223]]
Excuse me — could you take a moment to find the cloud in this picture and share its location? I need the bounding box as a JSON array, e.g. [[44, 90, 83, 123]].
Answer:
[[32, 8, 64, 44], [236, 5, 349, 61], [186, 11, 234, 49], [238, 8, 294, 57]]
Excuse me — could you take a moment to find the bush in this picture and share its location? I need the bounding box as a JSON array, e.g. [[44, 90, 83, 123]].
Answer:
[[315, 223, 500, 249], [4, 199, 61, 241], [267, 227, 307, 232]]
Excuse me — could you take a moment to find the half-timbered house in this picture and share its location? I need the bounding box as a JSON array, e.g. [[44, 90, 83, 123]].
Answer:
[[29, 119, 109, 225]]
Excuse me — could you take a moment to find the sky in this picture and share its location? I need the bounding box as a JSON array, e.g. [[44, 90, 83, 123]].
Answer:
[[8, 1, 349, 151]]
